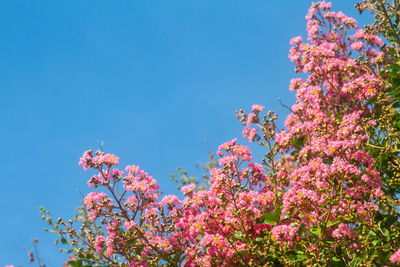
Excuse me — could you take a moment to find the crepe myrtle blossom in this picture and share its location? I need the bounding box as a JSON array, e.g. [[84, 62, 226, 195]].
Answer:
[[79, 150, 119, 171], [391, 249, 400, 264], [251, 104, 265, 112], [95, 236, 105, 254], [242, 126, 257, 142], [240, 0, 385, 262], [181, 183, 196, 195], [53, 2, 394, 266]]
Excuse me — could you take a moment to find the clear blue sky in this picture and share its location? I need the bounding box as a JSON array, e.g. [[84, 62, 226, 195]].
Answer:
[[0, 1, 369, 265]]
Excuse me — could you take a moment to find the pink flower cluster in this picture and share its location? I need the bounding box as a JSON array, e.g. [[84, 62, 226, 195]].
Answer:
[[391, 249, 400, 264], [66, 2, 399, 266], [273, 1, 384, 244], [79, 150, 119, 171], [76, 136, 277, 265], [271, 224, 299, 247], [123, 164, 160, 203], [83, 192, 113, 221], [332, 223, 356, 239], [243, 0, 385, 258]]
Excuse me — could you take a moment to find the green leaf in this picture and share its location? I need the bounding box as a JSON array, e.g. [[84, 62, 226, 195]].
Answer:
[[83, 253, 94, 260], [390, 63, 400, 72], [368, 230, 376, 236], [235, 249, 249, 257], [296, 251, 307, 261], [68, 260, 83, 267], [326, 219, 340, 228], [262, 212, 280, 225], [310, 226, 321, 237], [254, 237, 265, 244], [126, 238, 136, 248], [382, 214, 397, 228], [77, 253, 85, 259], [388, 47, 396, 56], [384, 229, 390, 238], [234, 231, 244, 240], [292, 136, 306, 149]]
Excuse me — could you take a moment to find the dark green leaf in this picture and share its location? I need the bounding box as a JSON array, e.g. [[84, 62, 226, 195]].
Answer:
[[68, 260, 83, 267], [262, 212, 280, 225]]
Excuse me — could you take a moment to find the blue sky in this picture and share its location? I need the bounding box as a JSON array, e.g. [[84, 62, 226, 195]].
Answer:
[[0, 1, 370, 265]]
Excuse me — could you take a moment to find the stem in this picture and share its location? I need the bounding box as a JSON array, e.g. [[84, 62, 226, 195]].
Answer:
[[32, 240, 42, 267], [207, 207, 251, 267], [97, 167, 179, 266], [379, 0, 400, 45]]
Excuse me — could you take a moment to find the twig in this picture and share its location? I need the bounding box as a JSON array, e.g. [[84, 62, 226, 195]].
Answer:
[[278, 98, 293, 112]]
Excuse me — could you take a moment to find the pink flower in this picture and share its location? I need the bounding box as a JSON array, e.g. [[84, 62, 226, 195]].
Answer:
[[125, 196, 138, 211], [242, 127, 257, 142], [72, 2, 389, 265], [354, 29, 366, 39], [79, 150, 93, 171], [351, 41, 364, 50], [246, 113, 255, 126], [105, 221, 119, 257], [319, 1, 332, 9], [290, 36, 302, 45], [124, 220, 138, 230], [218, 154, 237, 165], [93, 153, 119, 166], [289, 78, 303, 91], [123, 165, 160, 202], [251, 104, 265, 112], [391, 249, 400, 264], [83, 192, 112, 221], [159, 194, 181, 206], [181, 183, 196, 194], [218, 138, 237, 152], [332, 223, 356, 239], [271, 224, 299, 247], [94, 236, 105, 253]]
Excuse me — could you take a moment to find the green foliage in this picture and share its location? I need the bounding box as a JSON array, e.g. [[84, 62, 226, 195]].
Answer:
[[356, 1, 400, 265], [40, 206, 108, 266]]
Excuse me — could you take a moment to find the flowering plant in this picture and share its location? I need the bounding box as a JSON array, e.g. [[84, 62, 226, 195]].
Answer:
[[42, 1, 400, 266]]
